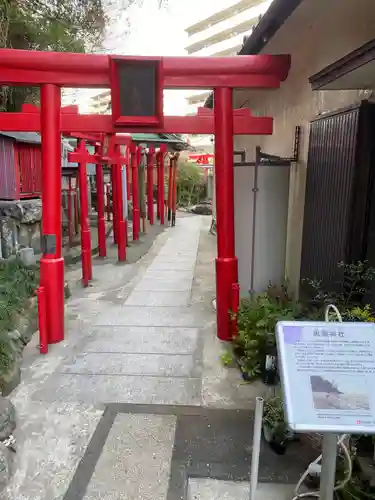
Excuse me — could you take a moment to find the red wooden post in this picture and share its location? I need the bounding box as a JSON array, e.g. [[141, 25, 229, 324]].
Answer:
[[167, 156, 173, 223], [74, 174, 79, 234], [131, 143, 140, 241], [39, 83, 64, 344], [137, 147, 146, 234], [156, 150, 161, 221], [214, 87, 238, 341], [171, 156, 178, 227], [76, 140, 92, 287], [105, 183, 111, 221], [146, 147, 155, 225], [157, 147, 166, 225], [111, 166, 118, 244], [95, 145, 106, 258], [67, 177, 73, 247], [126, 146, 131, 201], [114, 144, 126, 261]]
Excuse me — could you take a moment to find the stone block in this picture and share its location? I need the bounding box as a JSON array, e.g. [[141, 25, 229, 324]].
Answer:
[[60, 352, 199, 377], [84, 413, 176, 500], [32, 373, 201, 405], [0, 397, 16, 440], [125, 290, 190, 307], [84, 326, 199, 355]]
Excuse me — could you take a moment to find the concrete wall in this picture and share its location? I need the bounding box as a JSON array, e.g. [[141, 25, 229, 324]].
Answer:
[[233, 0, 375, 295]]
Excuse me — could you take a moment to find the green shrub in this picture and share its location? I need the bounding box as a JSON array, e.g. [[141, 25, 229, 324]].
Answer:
[[0, 260, 39, 373], [176, 161, 205, 206], [234, 287, 302, 380], [303, 260, 375, 311]]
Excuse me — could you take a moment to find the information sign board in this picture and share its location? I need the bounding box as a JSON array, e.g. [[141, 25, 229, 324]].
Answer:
[[276, 321, 375, 434]]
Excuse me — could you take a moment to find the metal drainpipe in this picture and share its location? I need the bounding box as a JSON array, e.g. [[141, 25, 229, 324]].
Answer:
[[250, 162, 259, 295]]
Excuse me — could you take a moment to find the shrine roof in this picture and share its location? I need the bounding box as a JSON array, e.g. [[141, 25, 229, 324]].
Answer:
[[130, 133, 190, 151], [0, 131, 41, 144], [239, 0, 303, 56]]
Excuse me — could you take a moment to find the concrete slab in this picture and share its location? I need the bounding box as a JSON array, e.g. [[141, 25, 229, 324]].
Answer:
[[84, 413, 176, 500], [134, 279, 192, 292], [142, 269, 194, 280], [92, 306, 205, 327], [32, 374, 202, 405], [187, 479, 296, 500], [84, 326, 200, 354], [148, 261, 196, 270], [1, 402, 102, 500], [125, 290, 191, 307], [157, 250, 198, 258], [60, 352, 200, 377], [150, 261, 197, 270]]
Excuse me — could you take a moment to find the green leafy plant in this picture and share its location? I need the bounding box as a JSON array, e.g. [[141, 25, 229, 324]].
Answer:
[[0, 259, 39, 378], [0, 259, 39, 332], [263, 396, 287, 436], [303, 260, 375, 311], [234, 289, 302, 380], [176, 161, 205, 207], [220, 350, 234, 367], [341, 304, 375, 323]]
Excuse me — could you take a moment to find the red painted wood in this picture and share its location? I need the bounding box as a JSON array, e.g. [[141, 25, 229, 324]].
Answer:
[[110, 57, 164, 127], [0, 112, 274, 135], [0, 49, 291, 88], [0, 136, 18, 200], [18, 143, 42, 198]]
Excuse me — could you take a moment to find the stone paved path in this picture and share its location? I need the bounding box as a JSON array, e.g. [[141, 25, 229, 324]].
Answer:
[[1, 215, 315, 500]]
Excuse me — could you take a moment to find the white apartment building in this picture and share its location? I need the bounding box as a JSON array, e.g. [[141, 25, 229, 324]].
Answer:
[[88, 89, 111, 114], [184, 0, 273, 116]]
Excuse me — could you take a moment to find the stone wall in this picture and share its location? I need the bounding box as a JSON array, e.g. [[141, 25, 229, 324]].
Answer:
[[0, 200, 42, 259]]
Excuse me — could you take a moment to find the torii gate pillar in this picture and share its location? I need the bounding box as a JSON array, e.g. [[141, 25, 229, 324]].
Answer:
[[40, 84, 65, 344], [214, 88, 238, 341]]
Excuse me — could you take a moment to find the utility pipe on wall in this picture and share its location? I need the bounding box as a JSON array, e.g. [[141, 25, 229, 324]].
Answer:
[[250, 163, 259, 294]]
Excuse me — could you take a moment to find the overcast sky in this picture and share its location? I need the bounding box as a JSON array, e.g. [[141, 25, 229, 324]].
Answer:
[[72, 0, 237, 114]]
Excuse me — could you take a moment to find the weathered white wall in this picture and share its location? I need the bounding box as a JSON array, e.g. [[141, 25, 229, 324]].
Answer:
[[234, 137, 290, 295], [233, 0, 375, 295]]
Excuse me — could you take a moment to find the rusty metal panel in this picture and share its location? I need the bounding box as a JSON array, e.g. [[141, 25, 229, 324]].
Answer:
[[0, 135, 18, 200], [18, 144, 42, 198], [300, 105, 361, 288]]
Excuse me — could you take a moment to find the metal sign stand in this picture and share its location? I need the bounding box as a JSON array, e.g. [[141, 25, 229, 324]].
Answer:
[[319, 304, 343, 500], [320, 433, 338, 500]]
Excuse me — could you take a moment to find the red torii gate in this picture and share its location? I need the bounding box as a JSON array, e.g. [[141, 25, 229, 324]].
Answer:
[[0, 48, 290, 346]]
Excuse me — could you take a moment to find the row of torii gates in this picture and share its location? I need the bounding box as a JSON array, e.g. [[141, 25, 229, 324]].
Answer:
[[0, 49, 290, 350]]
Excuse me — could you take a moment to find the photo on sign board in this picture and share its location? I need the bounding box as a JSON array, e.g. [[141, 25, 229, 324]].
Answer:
[[310, 375, 370, 412]]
